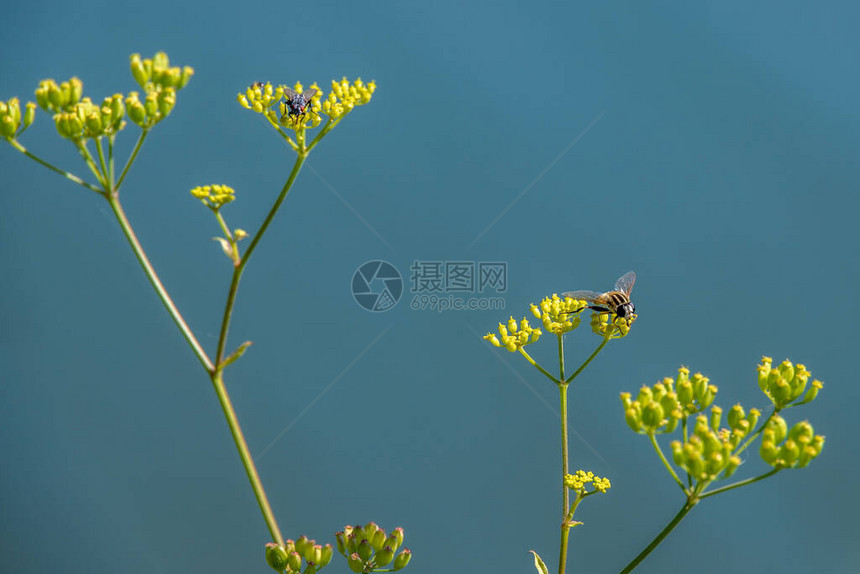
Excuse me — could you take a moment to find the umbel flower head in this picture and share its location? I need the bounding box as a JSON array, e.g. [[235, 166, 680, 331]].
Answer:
[[265, 536, 334, 573], [484, 316, 542, 352], [190, 184, 236, 210], [238, 77, 376, 133], [530, 294, 588, 335], [669, 411, 747, 481], [759, 415, 825, 469], [335, 523, 411, 572], [0, 97, 36, 140], [564, 470, 611, 495], [621, 366, 720, 435], [757, 356, 823, 409]]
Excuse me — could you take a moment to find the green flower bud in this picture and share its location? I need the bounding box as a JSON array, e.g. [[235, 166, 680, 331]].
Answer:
[[677, 379, 693, 409], [767, 415, 788, 444], [727, 404, 745, 430], [347, 553, 365, 573], [265, 543, 289, 571], [287, 551, 302, 572], [126, 92, 146, 126], [68, 77, 83, 105], [393, 548, 412, 570], [670, 440, 684, 466], [641, 401, 664, 430], [709, 405, 722, 432], [357, 539, 373, 562], [747, 408, 761, 431], [1, 115, 16, 138], [760, 439, 778, 465], [800, 380, 823, 404], [625, 406, 641, 432], [158, 88, 176, 117], [130, 53, 149, 87], [295, 536, 313, 560], [144, 92, 158, 119], [780, 439, 800, 465], [370, 528, 386, 552], [724, 455, 742, 478], [85, 111, 102, 135], [318, 544, 333, 568], [391, 527, 404, 550], [179, 66, 195, 89], [636, 385, 653, 405], [375, 546, 395, 567], [335, 531, 347, 556], [48, 82, 64, 108]]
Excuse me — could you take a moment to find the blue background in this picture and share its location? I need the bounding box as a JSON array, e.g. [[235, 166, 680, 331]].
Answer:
[[2, 1, 858, 572]]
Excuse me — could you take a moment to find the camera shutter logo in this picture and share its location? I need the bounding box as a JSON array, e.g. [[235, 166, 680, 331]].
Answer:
[[351, 261, 403, 312]]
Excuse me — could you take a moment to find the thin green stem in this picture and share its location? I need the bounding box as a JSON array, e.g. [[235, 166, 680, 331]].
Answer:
[[215, 152, 306, 366], [211, 371, 284, 545], [700, 468, 780, 499], [105, 194, 214, 372], [564, 337, 610, 385], [95, 137, 109, 186], [116, 130, 148, 189], [648, 432, 686, 492], [75, 140, 106, 186], [619, 498, 698, 574], [518, 348, 561, 384], [9, 140, 102, 193], [558, 381, 571, 574], [108, 135, 116, 186]]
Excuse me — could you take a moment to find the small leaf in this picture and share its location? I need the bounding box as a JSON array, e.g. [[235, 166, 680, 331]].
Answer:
[[529, 550, 549, 574], [221, 340, 252, 368], [212, 236, 233, 259]]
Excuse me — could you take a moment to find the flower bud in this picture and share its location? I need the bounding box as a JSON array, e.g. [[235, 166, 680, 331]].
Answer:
[[709, 406, 722, 432], [318, 544, 333, 568], [347, 553, 365, 573], [356, 539, 373, 562], [393, 548, 412, 571], [727, 404, 745, 430], [375, 546, 395, 567], [287, 551, 302, 572], [265, 543, 289, 571]]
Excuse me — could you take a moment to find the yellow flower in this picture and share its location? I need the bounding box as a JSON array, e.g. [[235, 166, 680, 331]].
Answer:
[[190, 184, 236, 210], [530, 294, 587, 335], [484, 316, 542, 352]]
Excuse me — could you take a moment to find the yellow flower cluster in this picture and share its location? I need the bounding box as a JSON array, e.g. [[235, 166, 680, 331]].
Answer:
[[51, 95, 126, 140], [484, 317, 542, 352], [757, 356, 822, 409], [129, 52, 194, 92], [35, 77, 84, 113], [0, 97, 36, 140], [530, 294, 587, 335], [591, 311, 635, 339], [190, 184, 236, 210], [564, 470, 611, 494], [759, 415, 825, 469], [621, 366, 721, 435], [322, 77, 376, 120], [669, 412, 747, 481], [239, 77, 376, 132]]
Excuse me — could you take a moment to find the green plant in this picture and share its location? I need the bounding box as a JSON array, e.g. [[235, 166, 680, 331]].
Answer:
[[2, 51, 410, 574]]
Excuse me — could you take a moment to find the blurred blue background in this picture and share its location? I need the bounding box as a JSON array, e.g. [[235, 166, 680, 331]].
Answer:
[[2, 1, 858, 572]]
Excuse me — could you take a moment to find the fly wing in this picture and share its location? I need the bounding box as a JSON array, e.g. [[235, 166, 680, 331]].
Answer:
[[614, 271, 636, 296], [283, 86, 299, 99], [562, 290, 604, 303], [302, 88, 317, 100]]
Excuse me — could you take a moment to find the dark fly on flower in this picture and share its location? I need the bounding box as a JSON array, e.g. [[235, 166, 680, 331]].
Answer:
[[281, 87, 318, 123], [563, 271, 637, 323]]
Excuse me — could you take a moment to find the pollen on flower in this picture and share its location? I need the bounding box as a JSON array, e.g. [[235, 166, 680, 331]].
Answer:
[[484, 316, 541, 352], [190, 184, 236, 210]]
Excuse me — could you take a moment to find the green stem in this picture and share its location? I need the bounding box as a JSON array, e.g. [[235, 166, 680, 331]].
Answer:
[[9, 140, 102, 193], [105, 193, 214, 372], [564, 337, 610, 385], [215, 152, 306, 366], [518, 348, 561, 384], [116, 130, 148, 189], [558, 381, 570, 574], [75, 140, 106, 187], [700, 468, 780, 499], [619, 498, 698, 574], [211, 371, 284, 545], [648, 433, 686, 492], [95, 137, 109, 187]]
